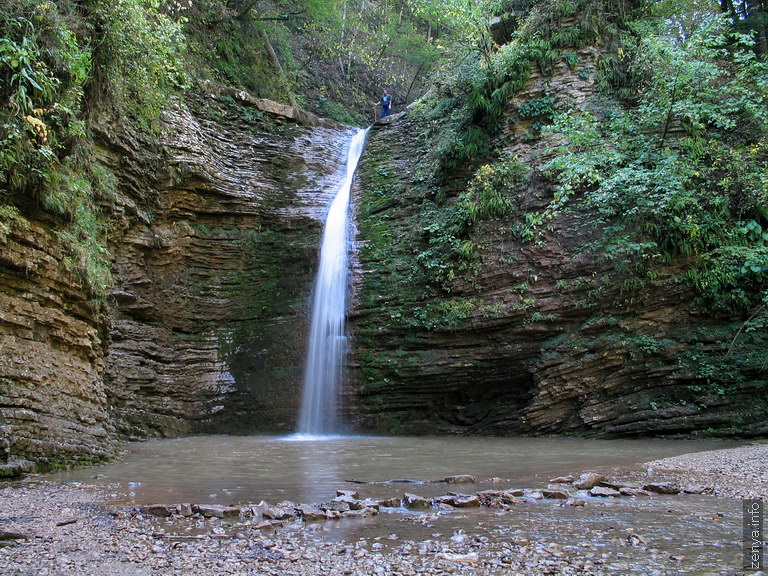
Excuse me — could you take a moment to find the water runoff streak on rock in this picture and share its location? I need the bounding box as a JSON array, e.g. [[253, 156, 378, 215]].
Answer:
[[298, 128, 368, 436]]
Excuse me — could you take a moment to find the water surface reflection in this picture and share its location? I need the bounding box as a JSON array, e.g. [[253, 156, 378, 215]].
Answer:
[[50, 435, 737, 506]]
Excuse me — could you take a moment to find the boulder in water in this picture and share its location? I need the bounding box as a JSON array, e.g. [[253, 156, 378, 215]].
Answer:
[[589, 486, 621, 498], [196, 505, 241, 519], [643, 482, 681, 494], [445, 475, 476, 484], [434, 494, 480, 508], [139, 504, 173, 517], [402, 493, 432, 510], [574, 472, 606, 490], [542, 489, 570, 500], [295, 505, 326, 522]]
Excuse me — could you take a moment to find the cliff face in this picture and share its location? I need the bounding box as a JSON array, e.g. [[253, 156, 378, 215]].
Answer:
[[101, 92, 355, 438], [348, 53, 768, 437], [0, 217, 116, 469], [1, 88, 354, 468]]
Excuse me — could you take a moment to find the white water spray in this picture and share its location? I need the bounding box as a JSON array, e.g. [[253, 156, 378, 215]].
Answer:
[[297, 128, 368, 436]]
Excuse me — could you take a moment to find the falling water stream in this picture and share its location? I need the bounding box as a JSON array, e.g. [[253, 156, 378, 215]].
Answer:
[[297, 127, 368, 436]]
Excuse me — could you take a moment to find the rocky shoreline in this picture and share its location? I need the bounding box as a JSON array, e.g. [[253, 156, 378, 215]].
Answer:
[[644, 442, 768, 500], [1, 443, 766, 575]]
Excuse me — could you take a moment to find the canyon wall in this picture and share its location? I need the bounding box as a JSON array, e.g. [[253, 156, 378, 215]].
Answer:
[[99, 91, 353, 439], [1, 88, 354, 470], [2, 33, 765, 473], [348, 52, 768, 438], [0, 217, 116, 471]]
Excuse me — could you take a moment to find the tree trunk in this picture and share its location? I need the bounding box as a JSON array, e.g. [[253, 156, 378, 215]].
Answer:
[[259, 29, 297, 107], [747, 0, 768, 55], [339, 0, 348, 73], [404, 61, 428, 105]]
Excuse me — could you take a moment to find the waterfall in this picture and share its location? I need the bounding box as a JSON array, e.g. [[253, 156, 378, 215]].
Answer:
[[297, 128, 368, 436]]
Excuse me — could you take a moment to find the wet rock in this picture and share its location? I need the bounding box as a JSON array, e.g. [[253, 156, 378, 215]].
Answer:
[[0, 459, 35, 478], [176, 503, 194, 517], [332, 495, 379, 510], [561, 497, 587, 507], [597, 480, 636, 490], [248, 501, 270, 517], [377, 497, 402, 508], [549, 475, 574, 484], [321, 500, 351, 513], [619, 487, 650, 497], [342, 507, 379, 519], [444, 475, 476, 484], [541, 489, 569, 500], [295, 505, 326, 522], [358, 498, 381, 510], [643, 482, 681, 495], [139, 504, 173, 518], [336, 489, 360, 499], [682, 485, 713, 495], [402, 493, 432, 510], [262, 507, 294, 521], [433, 494, 481, 508], [574, 472, 606, 490], [477, 490, 523, 507], [590, 486, 621, 497], [333, 495, 364, 510]]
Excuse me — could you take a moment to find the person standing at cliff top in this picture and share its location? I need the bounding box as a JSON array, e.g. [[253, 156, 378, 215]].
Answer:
[[375, 89, 393, 119]]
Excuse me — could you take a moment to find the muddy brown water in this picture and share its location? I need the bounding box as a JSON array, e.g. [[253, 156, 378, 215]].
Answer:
[[49, 435, 745, 574]]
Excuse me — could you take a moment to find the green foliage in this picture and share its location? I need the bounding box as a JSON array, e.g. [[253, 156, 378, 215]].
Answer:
[[460, 156, 525, 223], [676, 307, 768, 402], [0, 1, 90, 196], [0, 204, 29, 236], [518, 97, 557, 120], [622, 331, 673, 361], [414, 153, 527, 290], [423, 0, 612, 178], [90, 0, 188, 129], [317, 97, 358, 125], [541, 13, 768, 313], [54, 203, 112, 299], [0, 0, 123, 299]]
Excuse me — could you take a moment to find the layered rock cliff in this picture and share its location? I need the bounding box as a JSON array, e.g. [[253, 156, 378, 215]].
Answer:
[[1, 216, 116, 470], [347, 53, 768, 437], [1, 87, 354, 469], [2, 5, 766, 473], [100, 90, 354, 439]]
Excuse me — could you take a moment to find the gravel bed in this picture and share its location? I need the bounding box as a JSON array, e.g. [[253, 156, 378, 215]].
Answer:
[[645, 442, 768, 500], [1, 444, 766, 575]]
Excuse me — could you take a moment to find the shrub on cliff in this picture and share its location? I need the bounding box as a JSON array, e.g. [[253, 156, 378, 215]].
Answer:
[[1, 0, 186, 298]]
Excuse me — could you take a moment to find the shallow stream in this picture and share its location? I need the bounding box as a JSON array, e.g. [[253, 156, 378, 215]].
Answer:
[[49, 436, 745, 574]]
